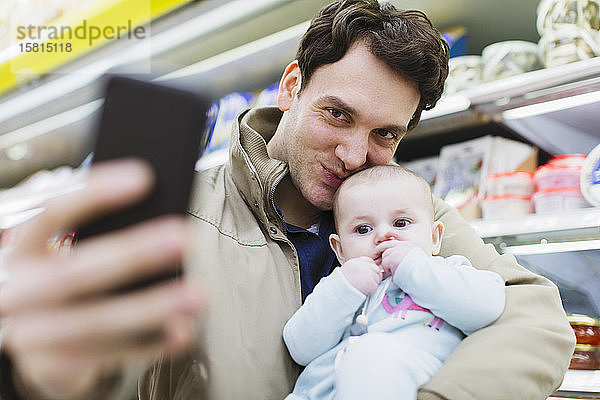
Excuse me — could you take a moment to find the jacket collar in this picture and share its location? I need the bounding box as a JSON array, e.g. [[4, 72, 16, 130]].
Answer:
[[228, 106, 289, 230]]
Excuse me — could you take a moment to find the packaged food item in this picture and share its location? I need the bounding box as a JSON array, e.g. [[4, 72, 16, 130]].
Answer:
[[569, 314, 600, 346], [537, 0, 600, 35], [534, 164, 583, 190], [484, 171, 534, 196], [442, 26, 468, 58], [445, 55, 483, 95], [205, 92, 255, 154], [481, 41, 542, 81], [549, 153, 587, 167], [433, 136, 492, 220], [533, 187, 590, 213], [569, 344, 600, 370], [253, 83, 279, 107], [400, 156, 439, 188], [434, 136, 536, 220], [581, 143, 600, 207], [538, 26, 600, 67], [481, 195, 533, 219]]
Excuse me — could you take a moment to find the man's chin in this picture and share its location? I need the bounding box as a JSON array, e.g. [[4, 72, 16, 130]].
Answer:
[[306, 189, 335, 211]]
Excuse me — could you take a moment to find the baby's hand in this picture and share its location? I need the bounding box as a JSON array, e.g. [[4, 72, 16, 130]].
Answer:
[[340, 257, 382, 296], [376, 240, 417, 278]]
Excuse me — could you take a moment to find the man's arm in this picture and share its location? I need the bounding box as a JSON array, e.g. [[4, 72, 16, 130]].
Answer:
[[0, 160, 206, 400], [283, 267, 365, 366], [417, 198, 575, 400]]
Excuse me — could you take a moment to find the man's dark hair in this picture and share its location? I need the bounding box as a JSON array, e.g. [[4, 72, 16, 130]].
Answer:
[[296, 0, 449, 131]]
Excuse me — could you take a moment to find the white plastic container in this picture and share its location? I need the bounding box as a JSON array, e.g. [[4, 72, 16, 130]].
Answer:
[[481, 195, 533, 219], [484, 171, 534, 196], [481, 41, 542, 81], [581, 144, 600, 207], [538, 26, 600, 67], [548, 153, 587, 167], [537, 0, 600, 35], [445, 55, 483, 94], [534, 164, 582, 190], [533, 188, 590, 213]]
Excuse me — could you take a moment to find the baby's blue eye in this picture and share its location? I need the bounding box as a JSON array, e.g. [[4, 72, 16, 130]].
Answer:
[[356, 225, 371, 234], [394, 219, 410, 228]]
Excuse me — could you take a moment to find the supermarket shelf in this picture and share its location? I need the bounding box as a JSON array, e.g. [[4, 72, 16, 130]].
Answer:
[[503, 240, 600, 256], [470, 207, 600, 242], [554, 370, 600, 398], [408, 57, 600, 144], [0, 0, 192, 97], [0, 0, 294, 137]]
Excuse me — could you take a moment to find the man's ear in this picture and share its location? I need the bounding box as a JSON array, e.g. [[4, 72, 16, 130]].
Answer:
[[277, 60, 302, 112], [329, 234, 345, 264], [431, 220, 444, 255]]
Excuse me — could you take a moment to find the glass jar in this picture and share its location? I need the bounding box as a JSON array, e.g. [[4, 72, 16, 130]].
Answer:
[[569, 314, 600, 346], [569, 344, 600, 370]]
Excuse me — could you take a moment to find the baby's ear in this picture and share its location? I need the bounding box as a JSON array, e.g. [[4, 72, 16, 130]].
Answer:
[[431, 220, 444, 255], [329, 234, 345, 264]]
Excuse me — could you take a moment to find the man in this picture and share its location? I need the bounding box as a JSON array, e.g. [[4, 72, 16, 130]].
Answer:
[[0, 1, 574, 400]]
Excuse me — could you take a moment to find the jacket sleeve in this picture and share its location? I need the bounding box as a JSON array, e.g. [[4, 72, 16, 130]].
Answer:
[[392, 248, 505, 335], [417, 198, 576, 400], [4, 355, 143, 400], [283, 267, 366, 366]]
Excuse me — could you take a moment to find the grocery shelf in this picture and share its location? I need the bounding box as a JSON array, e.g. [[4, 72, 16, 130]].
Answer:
[[409, 57, 600, 146], [554, 370, 600, 398], [0, 0, 294, 137], [471, 207, 600, 255], [470, 207, 600, 241], [471, 208, 600, 319], [0, 0, 192, 97]]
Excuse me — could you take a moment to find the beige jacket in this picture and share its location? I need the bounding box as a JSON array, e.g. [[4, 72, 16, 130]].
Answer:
[[139, 107, 575, 400]]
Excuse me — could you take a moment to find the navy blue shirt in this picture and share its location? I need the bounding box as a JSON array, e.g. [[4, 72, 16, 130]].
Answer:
[[281, 211, 339, 302]]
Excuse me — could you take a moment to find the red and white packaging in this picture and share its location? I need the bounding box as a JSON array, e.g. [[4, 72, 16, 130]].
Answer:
[[482, 194, 533, 219], [533, 188, 590, 213], [534, 164, 582, 191], [484, 171, 534, 196], [548, 154, 587, 167]]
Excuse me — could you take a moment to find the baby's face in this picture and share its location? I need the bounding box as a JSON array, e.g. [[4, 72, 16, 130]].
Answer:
[[333, 177, 436, 264]]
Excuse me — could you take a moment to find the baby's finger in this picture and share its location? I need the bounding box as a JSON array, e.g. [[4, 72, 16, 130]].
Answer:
[[374, 239, 405, 253]]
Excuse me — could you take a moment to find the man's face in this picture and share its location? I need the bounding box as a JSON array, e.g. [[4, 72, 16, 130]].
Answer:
[[269, 42, 421, 211]]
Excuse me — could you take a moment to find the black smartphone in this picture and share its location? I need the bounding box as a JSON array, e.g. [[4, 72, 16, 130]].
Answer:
[[77, 76, 211, 288]]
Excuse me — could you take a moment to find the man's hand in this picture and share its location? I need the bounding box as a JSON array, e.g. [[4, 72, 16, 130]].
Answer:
[[0, 159, 206, 400], [376, 240, 417, 279], [340, 257, 382, 296]]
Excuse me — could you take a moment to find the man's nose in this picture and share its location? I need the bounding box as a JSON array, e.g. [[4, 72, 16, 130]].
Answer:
[[334, 130, 369, 172]]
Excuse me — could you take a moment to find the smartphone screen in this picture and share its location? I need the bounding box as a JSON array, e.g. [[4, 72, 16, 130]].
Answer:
[[77, 76, 211, 288]]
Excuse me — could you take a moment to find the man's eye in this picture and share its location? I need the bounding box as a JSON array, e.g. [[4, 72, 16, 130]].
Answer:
[[374, 129, 397, 139], [393, 219, 410, 228], [355, 225, 371, 234], [328, 108, 347, 121]]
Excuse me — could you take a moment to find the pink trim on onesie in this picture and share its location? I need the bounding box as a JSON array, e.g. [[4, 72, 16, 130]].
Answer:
[[381, 294, 444, 330]]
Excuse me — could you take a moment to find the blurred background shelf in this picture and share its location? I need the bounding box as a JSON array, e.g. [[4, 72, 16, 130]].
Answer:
[[470, 208, 600, 321], [2, 0, 597, 186]]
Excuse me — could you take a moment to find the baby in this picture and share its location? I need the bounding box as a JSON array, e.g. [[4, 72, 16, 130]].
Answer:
[[284, 165, 505, 400]]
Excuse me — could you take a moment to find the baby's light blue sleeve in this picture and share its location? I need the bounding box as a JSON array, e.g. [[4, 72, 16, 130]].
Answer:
[[283, 267, 366, 366], [392, 247, 505, 335]]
